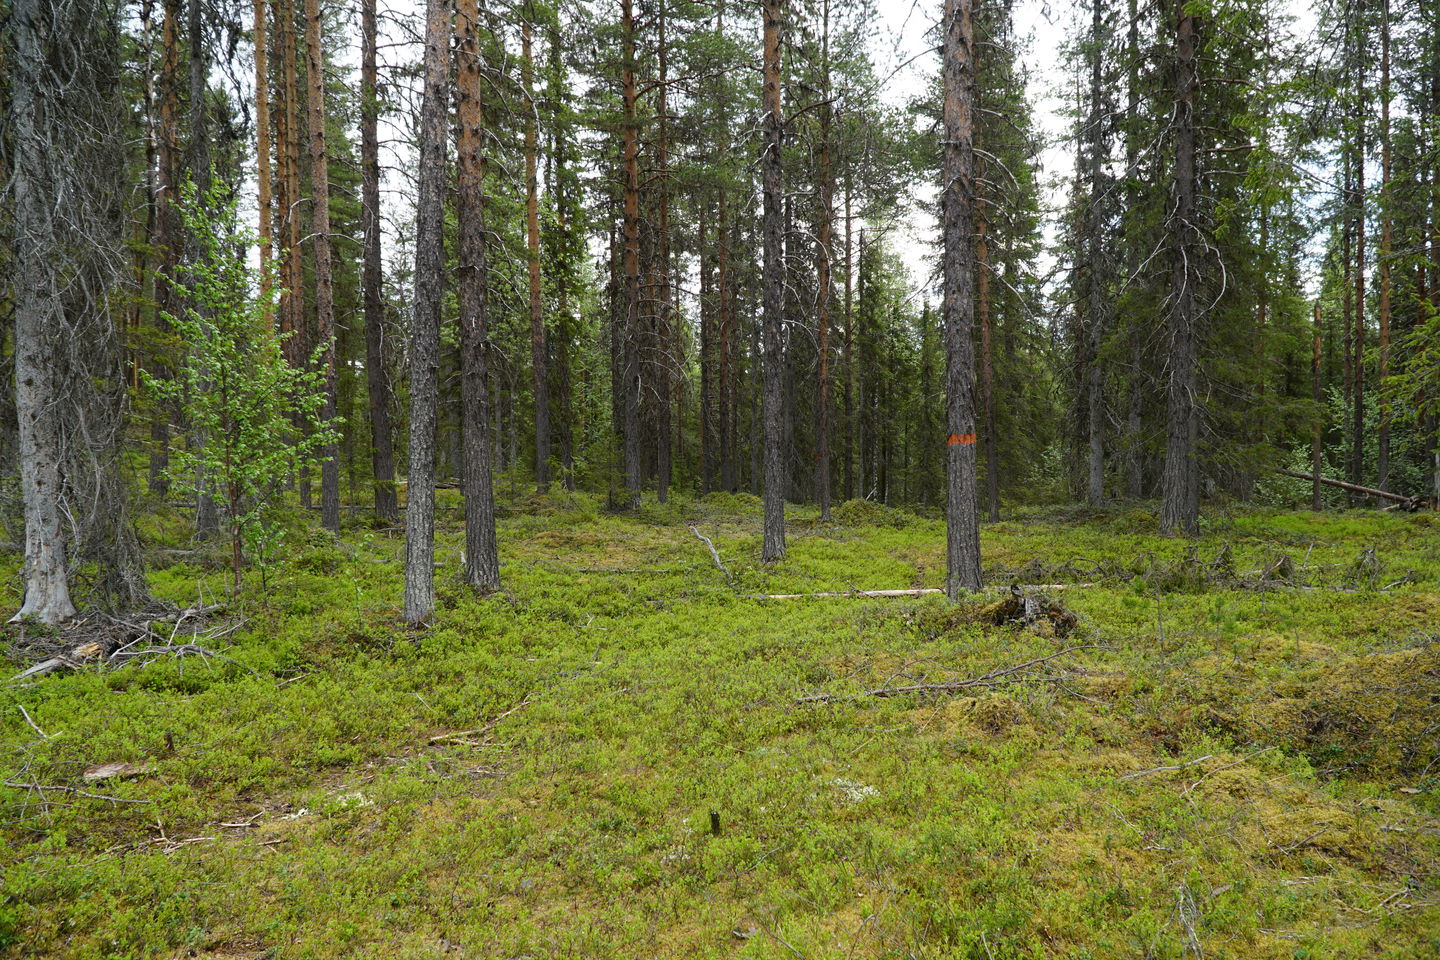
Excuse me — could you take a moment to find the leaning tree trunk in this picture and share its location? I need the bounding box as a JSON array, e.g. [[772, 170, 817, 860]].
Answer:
[[9, 0, 78, 625], [403, 0, 452, 623], [941, 0, 983, 596], [360, 0, 397, 522], [1161, 0, 1199, 535], [760, 0, 787, 561], [457, 0, 500, 591]]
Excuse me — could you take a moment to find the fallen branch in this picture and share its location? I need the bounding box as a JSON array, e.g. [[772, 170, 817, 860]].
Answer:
[[1273, 468, 1425, 509], [796, 644, 1113, 704], [688, 525, 735, 586], [428, 695, 535, 745]]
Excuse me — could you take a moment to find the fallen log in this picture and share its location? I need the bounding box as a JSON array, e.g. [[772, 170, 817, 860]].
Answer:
[[1273, 468, 1425, 509], [747, 584, 1094, 601]]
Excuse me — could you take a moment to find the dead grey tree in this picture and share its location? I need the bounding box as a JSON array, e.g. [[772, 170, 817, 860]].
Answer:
[[3, 0, 149, 623]]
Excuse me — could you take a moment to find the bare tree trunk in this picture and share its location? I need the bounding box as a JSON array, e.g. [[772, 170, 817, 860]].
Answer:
[[9, 0, 77, 624], [655, 0, 674, 504], [254, 0, 272, 296], [1312, 302, 1323, 511], [813, 0, 834, 521], [620, 0, 642, 510], [843, 180, 854, 502], [1085, 0, 1107, 507], [1376, 0, 1392, 494], [303, 0, 339, 530], [403, 0, 452, 623], [458, 0, 499, 591], [1161, 0, 1199, 535], [188, 0, 221, 540], [522, 14, 550, 493], [942, 0, 982, 595], [718, 188, 736, 492], [151, 0, 182, 498], [1123, 0, 1144, 499], [360, 0, 397, 522], [1351, 27, 1367, 497], [700, 208, 714, 494], [760, 0, 787, 561]]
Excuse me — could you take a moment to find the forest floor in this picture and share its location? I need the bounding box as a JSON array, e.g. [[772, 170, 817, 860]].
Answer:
[[2, 491, 1439, 959]]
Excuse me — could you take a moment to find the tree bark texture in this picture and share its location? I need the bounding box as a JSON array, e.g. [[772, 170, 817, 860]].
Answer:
[[760, 0, 787, 561], [403, 0, 452, 622], [942, 0, 983, 595]]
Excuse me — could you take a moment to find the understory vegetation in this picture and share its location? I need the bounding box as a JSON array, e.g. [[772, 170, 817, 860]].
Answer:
[[3, 495, 1438, 959]]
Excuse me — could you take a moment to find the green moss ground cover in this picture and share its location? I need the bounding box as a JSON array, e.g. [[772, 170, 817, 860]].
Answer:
[[2, 495, 1438, 958]]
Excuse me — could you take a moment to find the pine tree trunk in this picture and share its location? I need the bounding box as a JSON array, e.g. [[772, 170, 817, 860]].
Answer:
[[942, 0, 982, 595], [655, 1, 673, 503], [522, 15, 550, 494], [760, 0, 787, 561], [403, 0, 451, 623], [620, 0, 643, 510], [189, 0, 221, 539], [360, 0, 397, 522], [254, 0, 272, 299], [303, 0, 339, 530], [1161, 0, 1199, 536], [9, 0, 78, 624], [458, 0, 499, 591]]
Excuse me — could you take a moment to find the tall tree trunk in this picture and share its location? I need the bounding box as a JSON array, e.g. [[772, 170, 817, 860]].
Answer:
[[304, 0, 339, 530], [620, 0, 642, 509], [9, 0, 78, 624], [1161, 0, 1199, 535], [254, 0, 273, 301], [700, 208, 714, 494], [942, 0, 982, 595], [1376, 0, 1392, 494], [814, 0, 834, 521], [360, 0, 397, 522], [843, 179, 855, 501], [1122, 0, 1143, 499], [151, 0, 182, 497], [760, 0, 787, 561], [718, 188, 736, 492], [522, 14, 550, 493], [655, 0, 673, 503], [189, 0, 221, 539], [403, 0, 452, 623], [1085, 0, 1107, 507], [1351, 27, 1367, 497], [1312, 302, 1323, 511], [458, 0, 499, 591]]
